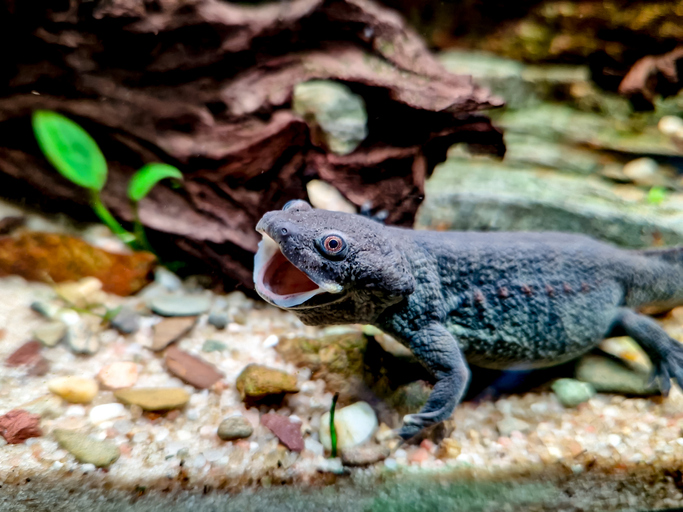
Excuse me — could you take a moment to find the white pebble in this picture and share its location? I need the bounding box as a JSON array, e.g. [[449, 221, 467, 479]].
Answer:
[[263, 334, 279, 347], [394, 449, 407, 460], [608, 434, 622, 447], [320, 401, 378, 451], [304, 438, 324, 457], [191, 454, 207, 468], [186, 409, 200, 421], [81, 463, 96, 473], [203, 449, 224, 462], [89, 403, 127, 425], [113, 420, 134, 435], [132, 432, 149, 443], [51, 461, 64, 470], [164, 441, 186, 457], [65, 405, 86, 417], [249, 442, 259, 452], [384, 458, 398, 470], [176, 430, 192, 441], [154, 427, 170, 442]]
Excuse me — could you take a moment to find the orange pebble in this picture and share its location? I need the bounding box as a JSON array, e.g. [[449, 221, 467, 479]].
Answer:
[[98, 362, 138, 389], [408, 447, 431, 464]]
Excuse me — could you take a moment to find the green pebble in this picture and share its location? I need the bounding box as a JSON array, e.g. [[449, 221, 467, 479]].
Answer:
[[202, 339, 227, 352], [54, 429, 120, 468], [551, 378, 596, 407]]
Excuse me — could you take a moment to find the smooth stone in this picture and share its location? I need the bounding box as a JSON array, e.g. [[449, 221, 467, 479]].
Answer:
[[98, 362, 139, 389], [54, 277, 106, 309], [235, 364, 299, 402], [33, 321, 67, 347], [202, 339, 227, 352], [110, 308, 141, 334], [54, 429, 120, 468], [208, 311, 229, 330], [292, 80, 368, 155], [622, 157, 663, 186], [64, 324, 99, 355], [217, 416, 254, 441], [164, 346, 223, 389], [30, 301, 60, 319], [320, 401, 378, 451], [154, 267, 183, 291], [496, 417, 531, 437], [575, 354, 658, 396], [21, 395, 65, 419], [551, 378, 596, 408], [89, 403, 127, 424], [261, 413, 304, 452], [599, 336, 652, 373], [341, 444, 390, 466], [151, 316, 197, 351], [48, 377, 99, 404], [114, 387, 190, 411], [149, 295, 211, 317]]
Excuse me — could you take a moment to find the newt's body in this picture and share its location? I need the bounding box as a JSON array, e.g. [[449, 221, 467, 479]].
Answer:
[[254, 201, 683, 439]]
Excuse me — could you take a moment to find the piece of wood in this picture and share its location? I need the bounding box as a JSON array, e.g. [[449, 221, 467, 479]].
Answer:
[[0, 0, 504, 289]]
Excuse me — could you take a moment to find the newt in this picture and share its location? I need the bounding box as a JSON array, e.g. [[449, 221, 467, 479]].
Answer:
[[254, 200, 683, 439]]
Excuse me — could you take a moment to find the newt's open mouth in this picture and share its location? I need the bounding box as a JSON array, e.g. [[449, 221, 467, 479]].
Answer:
[[253, 234, 341, 308]]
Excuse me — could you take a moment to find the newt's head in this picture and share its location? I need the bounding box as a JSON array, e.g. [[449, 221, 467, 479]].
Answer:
[[254, 200, 414, 324]]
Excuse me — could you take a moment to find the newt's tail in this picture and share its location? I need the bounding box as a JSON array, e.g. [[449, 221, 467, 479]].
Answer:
[[637, 246, 683, 267]]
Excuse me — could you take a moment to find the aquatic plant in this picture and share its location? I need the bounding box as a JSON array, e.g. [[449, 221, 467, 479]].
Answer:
[[32, 110, 182, 252], [330, 392, 339, 458]]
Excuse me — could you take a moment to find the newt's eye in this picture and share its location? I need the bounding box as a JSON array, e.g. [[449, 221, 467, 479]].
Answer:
[[318, 234, 347, 259]]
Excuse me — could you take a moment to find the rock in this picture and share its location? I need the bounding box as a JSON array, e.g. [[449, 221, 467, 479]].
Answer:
[[202, 339, 227, 352], [0, 232, 156, 295], [551, 378, 596, 408], [110, 307, 141, 334], [207, 311, 229, 330], [97, 362, 139, 390], [89, 403, 127, 425], [320, 401, 378, 451], [417, 159, 683, 248], [149, 294, 211, 317], [0, 215, 25, 235], [64, 323, 99, 355], [30, 301, 60, 319], [21, 395, 65, 419], [54, 429, 120, 468], [622, 157, 663, 186], [261, 413, 304, 452], [114, 387, 190, 411], [496, 417, 531, 437], [575, 354, 658, 395], [293, 80, 367, 155], [0, 410, 42, 444], [341, 444, 390, 466], [54, 277, 107, 308], [33, 321, 67, 347], [48, 377, 99, 404], [164, 346, 223, 389], [217, 416, 254, 441], [306, 179, 357, 213], [5, 341, 49, 376], [151, 316, 197, 351], [599, 336, 652, 373], [235, 364, 299, 403], [659, 116, 683, 136], [154, 267, 183, 291], [437, 438, 462, 460]]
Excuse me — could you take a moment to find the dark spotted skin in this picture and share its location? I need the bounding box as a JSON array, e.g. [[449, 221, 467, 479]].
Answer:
[[256, 202, 683, 439]]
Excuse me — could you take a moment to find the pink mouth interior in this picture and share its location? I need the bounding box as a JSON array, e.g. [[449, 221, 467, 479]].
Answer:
[[263, 251, 319, 295]]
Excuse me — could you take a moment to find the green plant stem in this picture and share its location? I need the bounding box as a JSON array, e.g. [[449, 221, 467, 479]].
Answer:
[[131, 202, 154, 253], [89, 191, 136, 247], [330, 392, 339, 458]]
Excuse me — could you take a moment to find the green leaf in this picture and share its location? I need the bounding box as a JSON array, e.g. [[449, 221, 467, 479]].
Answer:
[[128, 163, 183, 202], [32, 110, 107, 191], [647, 186, 668, 205]]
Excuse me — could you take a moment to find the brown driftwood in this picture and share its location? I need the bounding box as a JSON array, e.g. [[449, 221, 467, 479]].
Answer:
[[619, 46, 683, 108], [0, 0, 503, 289]]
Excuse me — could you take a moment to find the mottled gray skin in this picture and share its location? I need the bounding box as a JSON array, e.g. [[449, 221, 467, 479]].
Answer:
[[256, 200, 683, 439]]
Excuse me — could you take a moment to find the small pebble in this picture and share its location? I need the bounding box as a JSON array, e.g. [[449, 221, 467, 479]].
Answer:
[[151, 317, 197, 351], [208, 311, 229, 330], [64, 324, 99, 355], [48, 377, 99, 404], [89, 403, 127, 425], [165, 346, 223, 389], [551, 378, 596, 407], [149, 295, 211, 317], [320, 401, 378, 451], [496, 416, 531, 437], [217, 416, 254, 441], [154, 267, 183, 291], [54, 429, 120, 468], [98, 362, 139, 389], [30, 301, 60, 319], [0, 410, 42, 444], [110, 308, 141, 334], [114, 387, 190, 411], [261, 413, 304, 452], [263, 334, 279, 348], [341, 444, 390, 466], [33, 321, 67, 347], [21, 395, 65, 419], [202, 339, 227, 352], [236, 364, 299, 402], [54, 277, 106, 308]]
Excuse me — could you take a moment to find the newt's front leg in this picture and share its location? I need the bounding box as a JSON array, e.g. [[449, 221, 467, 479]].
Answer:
[[392, 322, 471, 440]]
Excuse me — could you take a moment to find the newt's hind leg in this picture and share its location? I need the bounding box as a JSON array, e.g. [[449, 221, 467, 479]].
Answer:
[[613, 308, 683, 396]]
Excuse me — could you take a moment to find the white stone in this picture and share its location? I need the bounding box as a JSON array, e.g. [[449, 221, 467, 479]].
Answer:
[[263, 334, 279, 347], [658, 115, 683, 136], [304, 438, 324, 457], [89, 403, 127, 424], [319, 401, 378, 451]]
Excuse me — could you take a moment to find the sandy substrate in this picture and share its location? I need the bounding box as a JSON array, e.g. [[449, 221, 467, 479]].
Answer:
[[2, 275, 683, 511]]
